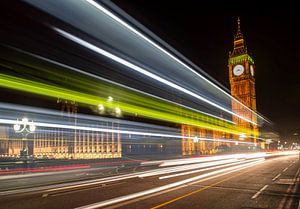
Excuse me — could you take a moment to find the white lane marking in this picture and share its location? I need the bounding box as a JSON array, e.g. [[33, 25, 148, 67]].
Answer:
[[297, 200, 300, 209], [75, 160, 264, 209], [251, 185, 269, 199], [49, 182, 126, 197], [282, 161, 294, 173], [42, 194, 48, 198], [272, 173, 281, 181], [277, 168, 300, 209], [285, 169, 300, 209]]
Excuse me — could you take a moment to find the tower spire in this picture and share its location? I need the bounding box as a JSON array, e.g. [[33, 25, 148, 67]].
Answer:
[[230, 17, 247, 56], [235, 17, 243, 40]]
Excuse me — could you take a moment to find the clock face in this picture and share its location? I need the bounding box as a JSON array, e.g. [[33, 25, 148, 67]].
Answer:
[[233, 65, 244, 76], [250, 65, 254, 76]]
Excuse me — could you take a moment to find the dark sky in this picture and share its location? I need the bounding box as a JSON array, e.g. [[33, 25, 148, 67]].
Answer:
[[111, 1, 300, 139]]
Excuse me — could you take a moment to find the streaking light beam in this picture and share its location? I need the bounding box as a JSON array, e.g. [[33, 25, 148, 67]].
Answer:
[[53, 27, 257, 126]]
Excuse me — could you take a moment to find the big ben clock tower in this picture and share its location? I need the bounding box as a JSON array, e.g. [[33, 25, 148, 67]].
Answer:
[[229, 17, 259, 143]]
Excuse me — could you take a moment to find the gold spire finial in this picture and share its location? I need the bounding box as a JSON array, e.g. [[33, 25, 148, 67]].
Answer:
[[237, 17, 241, 33], [230, 16, 247, 57], [235, 16, 243, 40]]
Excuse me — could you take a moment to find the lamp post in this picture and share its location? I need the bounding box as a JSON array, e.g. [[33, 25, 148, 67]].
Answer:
[[98, 96, 122, 157], [13, 118, 36, 160], [193, 136, 200, 155]]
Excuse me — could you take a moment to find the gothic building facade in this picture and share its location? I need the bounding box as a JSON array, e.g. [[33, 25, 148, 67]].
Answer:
[[182, 17, 261, 155]]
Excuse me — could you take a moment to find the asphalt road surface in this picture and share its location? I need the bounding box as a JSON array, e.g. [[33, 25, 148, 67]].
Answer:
[[0, 153, 299, 209]]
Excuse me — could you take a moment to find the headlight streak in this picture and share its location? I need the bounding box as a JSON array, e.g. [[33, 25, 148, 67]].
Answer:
[[0, 118, 255, 145], [138, 159, 243, 178], [151, 153, 247, 167], [0, 73, 254, 135], [154, 151, 298, 167], [158, 158, 262, 179], [0, 152, 277, 197], [0, 102, 176, 132], [75, 159, 265, 209], [85, 0, 269, 124], [53, 27, 257, 126], [2, 44, 235, 125]]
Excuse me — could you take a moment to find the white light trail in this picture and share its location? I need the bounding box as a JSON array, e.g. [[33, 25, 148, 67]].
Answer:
[[75, 159, 264, 209], [0, 118, 255, 145], [4, 45, 235, 124], [0, 102, 175, 131], [54, 28, 256, 125], [0, 153, 295, 198], [138, 159, 240, 178], [85, 0, 268, 124], [159, 158, 262, 179], [156, 154, 247, 167]]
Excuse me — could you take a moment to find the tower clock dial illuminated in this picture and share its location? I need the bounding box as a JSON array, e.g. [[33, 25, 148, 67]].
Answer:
[[233, 64, 244, 76], [250, 65, 254, 76]]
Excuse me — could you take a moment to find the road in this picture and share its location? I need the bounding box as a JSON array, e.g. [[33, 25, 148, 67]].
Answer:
[[0, 153, 299, 209]]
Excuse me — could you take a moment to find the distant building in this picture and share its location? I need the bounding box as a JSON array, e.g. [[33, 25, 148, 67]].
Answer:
[[228, 17, 260, 147], [0, 100, 121, 159], [182, 17, 262, 155], [32, 100, 121, 159]]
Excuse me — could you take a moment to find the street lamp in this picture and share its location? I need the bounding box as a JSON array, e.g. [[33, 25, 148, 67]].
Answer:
[[193, 136, 200, 155], [14, 117, 36, 159], [107, 96, 113, 103], [115, 107, 122, 117], [98, 96, 122, 117], [239, 133, 246, 140], [98, 104, 105, 114], [193, 136, 199, 143]]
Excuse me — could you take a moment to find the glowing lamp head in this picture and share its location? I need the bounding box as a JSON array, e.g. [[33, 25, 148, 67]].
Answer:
[[115, 107, 121, 116], [107, 96, 113, 103], [239, 133, 246, 140], [22, 118, 28, 124], [98, 104, 105, 112], [13, 124, 21, 131], [193, 136, 199, 143], [29, 124, 36, 132]]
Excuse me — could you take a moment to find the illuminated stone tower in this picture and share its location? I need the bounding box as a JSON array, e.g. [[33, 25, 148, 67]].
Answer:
[[228, 17, 259, 143]]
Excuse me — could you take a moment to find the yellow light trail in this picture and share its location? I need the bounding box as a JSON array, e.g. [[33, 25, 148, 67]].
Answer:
[[0, 73, 255, 136]]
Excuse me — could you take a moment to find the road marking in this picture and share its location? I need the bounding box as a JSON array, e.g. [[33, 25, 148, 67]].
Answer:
[[282, 163, 293, 172], [282, 162, 294, 173], [49, 182, 126, 197], [285, 170, 300, 209], [277, 168, 300, 209], [75, 160, 264, 209], [42, 193, 48, 198], [298, 200, 300, 209], [276, 178, 295, 185], [104, 185, 188, 209], [251, 185, 268, 199], [272, 173, 281, 181], [150, 168, 255, 209]]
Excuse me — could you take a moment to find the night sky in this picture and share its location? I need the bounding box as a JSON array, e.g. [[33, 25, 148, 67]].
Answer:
[[111, 1, 300, 139]]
